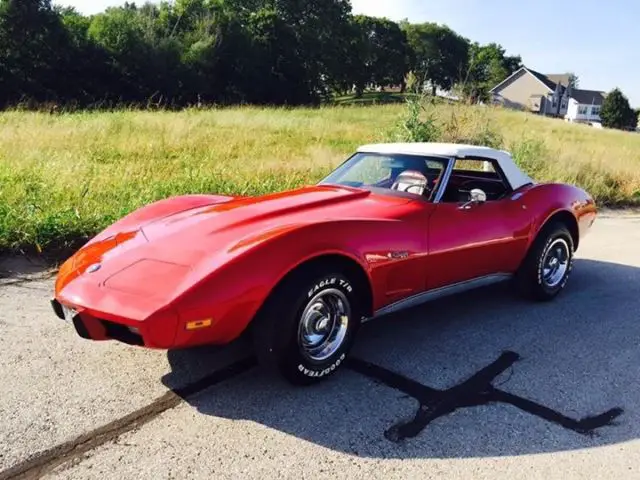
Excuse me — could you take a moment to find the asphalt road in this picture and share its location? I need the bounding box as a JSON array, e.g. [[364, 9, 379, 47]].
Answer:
[[1, 210, 639, 479]]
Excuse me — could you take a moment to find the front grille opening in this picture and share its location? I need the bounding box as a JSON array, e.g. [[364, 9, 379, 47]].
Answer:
[[101, 320, 144, 346]]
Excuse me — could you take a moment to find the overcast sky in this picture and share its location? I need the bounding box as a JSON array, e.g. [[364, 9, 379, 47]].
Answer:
[[54, 0, 640, 106]]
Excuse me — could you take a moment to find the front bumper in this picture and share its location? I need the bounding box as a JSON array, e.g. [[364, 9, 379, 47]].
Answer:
[[51, 298, 144, 346]]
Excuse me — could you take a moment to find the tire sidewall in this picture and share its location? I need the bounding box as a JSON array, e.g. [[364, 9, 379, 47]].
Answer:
[[534, 228, 574, 297], [280, 272, 361, 382]]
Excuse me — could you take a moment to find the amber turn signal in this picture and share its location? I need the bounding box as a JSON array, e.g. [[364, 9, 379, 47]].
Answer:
[[185, 319, 213, 331]]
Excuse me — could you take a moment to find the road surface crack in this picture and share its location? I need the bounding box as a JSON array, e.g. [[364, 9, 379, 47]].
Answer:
[[0, 358, 257, 480]]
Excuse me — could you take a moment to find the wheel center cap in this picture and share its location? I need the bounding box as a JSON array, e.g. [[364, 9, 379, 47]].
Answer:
[[316, 317, 330, 332]]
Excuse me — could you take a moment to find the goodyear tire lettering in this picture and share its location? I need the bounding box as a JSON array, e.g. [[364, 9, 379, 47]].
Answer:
[[297, 353, 346, 378]]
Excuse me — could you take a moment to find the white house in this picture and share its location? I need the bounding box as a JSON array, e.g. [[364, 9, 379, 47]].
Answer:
[[489, 66, 606, 125], [564, 89, 605, 124]]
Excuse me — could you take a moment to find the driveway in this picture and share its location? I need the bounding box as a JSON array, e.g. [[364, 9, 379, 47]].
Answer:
[[1, 211, 639, 479]]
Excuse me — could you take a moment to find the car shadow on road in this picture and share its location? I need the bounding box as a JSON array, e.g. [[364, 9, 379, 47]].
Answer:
[[162, 259, 639, 459]]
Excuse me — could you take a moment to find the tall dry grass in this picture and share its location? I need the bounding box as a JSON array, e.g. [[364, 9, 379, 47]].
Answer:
[[1, 103, 639, 255]]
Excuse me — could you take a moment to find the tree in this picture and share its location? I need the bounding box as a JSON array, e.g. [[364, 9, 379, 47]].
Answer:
[[600, 88, 637, 130], [0, 1, 529, 110], [402, 22, 469, 96], [0, 0, 73, 107], [244, 8, 310, 104], [349, 15, 410, 96], [568, 72, 579, 89], [459, 42, 522, 103]]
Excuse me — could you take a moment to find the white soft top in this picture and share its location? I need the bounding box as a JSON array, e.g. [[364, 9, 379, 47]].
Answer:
[[357, 142, 534, 190]]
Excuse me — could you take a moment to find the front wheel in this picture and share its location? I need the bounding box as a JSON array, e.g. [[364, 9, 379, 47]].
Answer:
[[516, 222, 574, 301], [251, 267, 362, 386]]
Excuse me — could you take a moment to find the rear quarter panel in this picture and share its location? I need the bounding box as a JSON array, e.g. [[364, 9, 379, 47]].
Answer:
[[518, 182, 597, 250]]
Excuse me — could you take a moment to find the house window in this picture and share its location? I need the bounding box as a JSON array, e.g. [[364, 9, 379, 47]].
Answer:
[[578, 105, 588, 115], [561, 98, 567, 109], [591, 106, 601, 116]]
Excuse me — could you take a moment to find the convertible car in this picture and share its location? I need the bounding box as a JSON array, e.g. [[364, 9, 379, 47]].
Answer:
[[51, 143, 597, 385]]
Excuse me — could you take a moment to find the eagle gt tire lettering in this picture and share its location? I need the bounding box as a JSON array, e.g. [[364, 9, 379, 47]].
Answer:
[[251, 268, 362, 386]]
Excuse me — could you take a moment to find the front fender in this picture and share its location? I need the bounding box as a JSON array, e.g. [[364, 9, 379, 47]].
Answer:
[[171, 217, 423, 346]]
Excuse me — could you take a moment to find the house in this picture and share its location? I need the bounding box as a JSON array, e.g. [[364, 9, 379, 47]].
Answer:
[[490, 66, 606, 125]]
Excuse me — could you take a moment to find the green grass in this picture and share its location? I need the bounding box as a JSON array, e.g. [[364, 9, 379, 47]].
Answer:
[[1, 102, 640, 257], [333, 91, 412, 106]]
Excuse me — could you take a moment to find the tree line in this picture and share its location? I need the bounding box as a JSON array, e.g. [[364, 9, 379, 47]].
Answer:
[[0, 0, 524, 109]]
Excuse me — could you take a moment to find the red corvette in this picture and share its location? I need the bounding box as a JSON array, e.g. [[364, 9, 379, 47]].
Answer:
[[52, 143, 597, 385]]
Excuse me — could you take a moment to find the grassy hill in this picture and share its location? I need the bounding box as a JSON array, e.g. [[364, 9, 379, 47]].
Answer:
[[1, 102, 639, 256]]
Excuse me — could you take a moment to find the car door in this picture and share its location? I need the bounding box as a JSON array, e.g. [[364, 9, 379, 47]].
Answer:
[[426, 158, 532, 290]]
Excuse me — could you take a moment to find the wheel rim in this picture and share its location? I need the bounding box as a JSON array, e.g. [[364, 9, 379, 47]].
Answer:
[[298, 288, 350, 362], [542, 238, 571, 288]]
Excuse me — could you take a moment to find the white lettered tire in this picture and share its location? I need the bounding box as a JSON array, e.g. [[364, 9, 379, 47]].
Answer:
[[516, 221, 574, 301], [251, 265, 362, 386]]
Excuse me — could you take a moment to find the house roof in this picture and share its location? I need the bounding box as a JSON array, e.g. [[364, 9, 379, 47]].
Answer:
[[546, 74, 572, 87], [570, 89, 606, 105], [526, 68, 561, 91], [490, 67, 563, 94], [491, 66, 606, 106]]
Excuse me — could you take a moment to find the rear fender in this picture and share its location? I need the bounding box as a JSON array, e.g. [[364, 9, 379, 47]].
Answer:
[[518, 183, 596, 251]]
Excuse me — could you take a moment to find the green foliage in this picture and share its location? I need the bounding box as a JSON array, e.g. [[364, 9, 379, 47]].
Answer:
[[402, 22, 469, 95], [390, 95, 441, 142], [458, 42, 522, 103], [0, 0, 523, 109], [389, 93, 504, 147], [3, 104, 640, 256], [0, 0, 74, 107], [350, 15, 410, 95], [568, 73, 579, 89], [600, 88, 637, 130], [509, 137, 549, 178]]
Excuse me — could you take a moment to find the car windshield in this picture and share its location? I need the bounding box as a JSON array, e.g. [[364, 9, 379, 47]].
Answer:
[[319, 152, 448, 201]]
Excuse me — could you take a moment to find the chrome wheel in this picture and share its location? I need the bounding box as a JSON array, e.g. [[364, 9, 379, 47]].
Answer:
[[298, 289, 350, 362], [541, 238, 570, 288]]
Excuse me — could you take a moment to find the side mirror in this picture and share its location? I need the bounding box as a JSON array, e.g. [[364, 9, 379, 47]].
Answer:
[[470, 188, 487, 203], [460, 188, 487, 209]]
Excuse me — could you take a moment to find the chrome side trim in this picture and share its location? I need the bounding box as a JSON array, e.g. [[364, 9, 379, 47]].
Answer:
[[364, 273, 513, 322], [432, 156, 455, 204]]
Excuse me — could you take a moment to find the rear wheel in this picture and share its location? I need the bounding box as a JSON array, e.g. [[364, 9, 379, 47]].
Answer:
[[251, 266, 362, 386], [516, 222, 574, 301]]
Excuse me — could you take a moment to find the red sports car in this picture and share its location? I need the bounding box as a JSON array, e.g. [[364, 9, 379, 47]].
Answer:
[[52, 143, 597, 385]]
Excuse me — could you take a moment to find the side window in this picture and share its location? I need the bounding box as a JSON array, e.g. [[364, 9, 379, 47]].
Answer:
[[453, 159, 497, 175], [440, 158, 511, 203]]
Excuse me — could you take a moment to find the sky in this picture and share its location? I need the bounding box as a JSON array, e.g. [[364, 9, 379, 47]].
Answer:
[[54, 0, 640, 106]]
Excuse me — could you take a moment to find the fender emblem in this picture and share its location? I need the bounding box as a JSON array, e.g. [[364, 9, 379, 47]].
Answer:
[[387, 251, 409, 260]]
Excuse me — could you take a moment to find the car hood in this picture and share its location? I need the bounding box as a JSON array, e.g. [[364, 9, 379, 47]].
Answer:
[[55, 185, 388, 299], [139, 184, 372, 245]]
